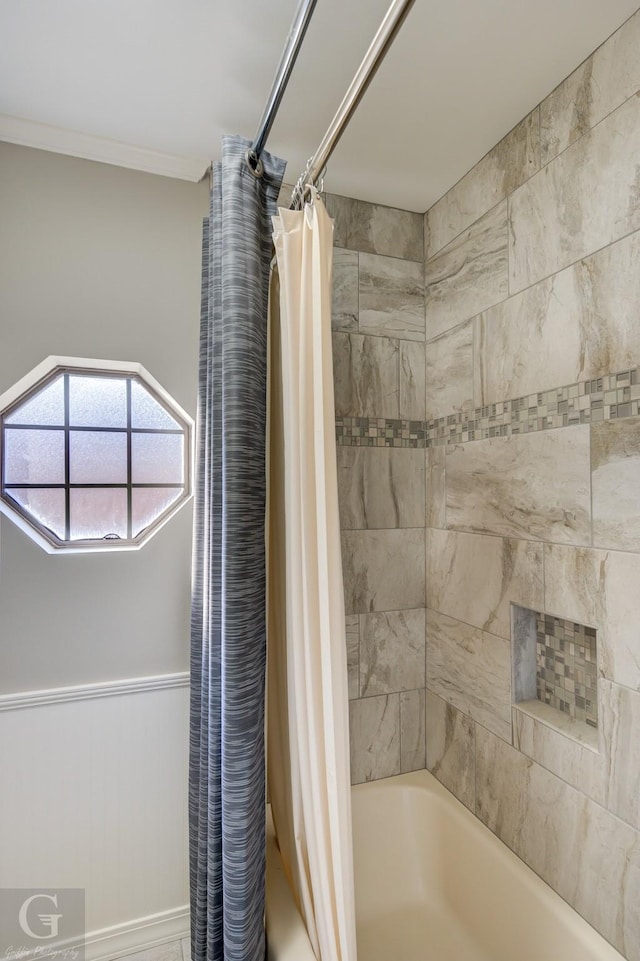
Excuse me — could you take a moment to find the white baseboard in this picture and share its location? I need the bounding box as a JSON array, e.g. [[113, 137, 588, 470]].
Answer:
[[85, 905, 190, 961]]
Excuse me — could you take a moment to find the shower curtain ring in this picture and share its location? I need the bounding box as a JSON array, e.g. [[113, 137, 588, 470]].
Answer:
[[245, 149, 264, 178]]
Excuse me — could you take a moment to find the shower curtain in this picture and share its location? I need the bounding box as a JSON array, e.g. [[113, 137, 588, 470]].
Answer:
[[267, 187, 358, 961], [189, 135, 285, 961]]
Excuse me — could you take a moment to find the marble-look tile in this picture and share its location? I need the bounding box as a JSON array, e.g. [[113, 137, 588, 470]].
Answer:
[[425, 201, 508, 339], [425, 320, 475, 420], [346, 614, 360, 700], [349, 693, 401, 784], [426, 529, 543, 640], [602, 678, 640, 832], [359, 253, 424, 341], [445, 427, 591, 545], [510, 93, 640, 293], [540, 10, 640, 164], [400, 688, 426, 773], [475, 726, 640, 960], [511, 604, 538, 703], [426, 111, 540, 258], [341, 528, 425, 614], [336, 446, 425, 530], [425, 446, 446, 529], [592, 418, 640, 552], [325, 193, 424, 262], [425, 691, 475, 810], [332, 248, 359, 331], [359, 608, 425, 696], [426, 609, 512, 741], [332, 333, 398, 418], [544, 543, 640, 691], [399, 342, 426, 420], [478, 230, 640, 405]]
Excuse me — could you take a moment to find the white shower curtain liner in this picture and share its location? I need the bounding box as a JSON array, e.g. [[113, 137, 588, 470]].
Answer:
[[267, 188, 357, 961]]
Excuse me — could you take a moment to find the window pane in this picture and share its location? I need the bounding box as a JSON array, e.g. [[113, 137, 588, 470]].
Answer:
[[131, 433, 184, 484], [5, 488, 66, 539], [69, 488, 127, 540], [4, 376, 65, 426], [4, 428, 65, 484], [69, 375, 127, 428], [131, 487, 182, 536], [69, 430, 128, 484], [131, 380, 180, 430]]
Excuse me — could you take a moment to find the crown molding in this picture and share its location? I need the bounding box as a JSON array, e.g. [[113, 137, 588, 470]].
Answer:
[[0, 113, 210, 182]]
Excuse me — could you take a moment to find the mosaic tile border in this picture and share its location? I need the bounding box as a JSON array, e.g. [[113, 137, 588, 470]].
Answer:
[[336, 367, 640, 447]]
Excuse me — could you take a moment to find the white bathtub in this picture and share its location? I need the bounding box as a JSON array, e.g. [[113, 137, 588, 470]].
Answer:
[[266, 769, 626, 961]]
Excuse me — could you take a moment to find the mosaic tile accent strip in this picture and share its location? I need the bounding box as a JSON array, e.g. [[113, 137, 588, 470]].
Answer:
[[335, 367, 640, 447], [536, 613, 598, 728]]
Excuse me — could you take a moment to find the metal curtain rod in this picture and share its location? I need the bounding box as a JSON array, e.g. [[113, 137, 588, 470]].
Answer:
[[290, 0, 416, 208], [247, 0, 319, 174]]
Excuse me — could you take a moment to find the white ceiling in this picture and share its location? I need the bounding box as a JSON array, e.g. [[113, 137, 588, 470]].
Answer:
[[0, 0, 638, 212]]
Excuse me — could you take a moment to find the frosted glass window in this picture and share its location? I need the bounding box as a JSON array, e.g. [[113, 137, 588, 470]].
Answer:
[[131, 379, 180, 430], [132, 433, 184, 484], [6, 488, 66, 540], [69, 488, 128, 540], [4, 376, 65, 426], [4, 428, 65, 484], [69, 375, 127, 428], [132, 487, 182, 536], [69, 431, 128, 484]]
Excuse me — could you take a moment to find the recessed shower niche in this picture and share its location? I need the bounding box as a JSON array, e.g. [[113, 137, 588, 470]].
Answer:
[[512, 604, 599, 749]]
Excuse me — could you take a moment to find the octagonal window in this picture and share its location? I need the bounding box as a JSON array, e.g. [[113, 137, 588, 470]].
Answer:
[[0, 357, 193, 553]]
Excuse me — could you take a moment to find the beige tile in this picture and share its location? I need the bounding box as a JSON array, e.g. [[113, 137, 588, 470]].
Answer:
[[399, 341, 426, 420], [360, 608, 425, 696], [349, 693, 401, 784], [425, 447, 446, 529], [325, 193, 423, 262], [427, 111, 539, 258], [332, 333, 398, 418], [425, 320, 475, 420], [359, 253, 424, 341], [426, 529, 543, 640], [426, 691, 475, 810], [341, 528, 425, 614], [445, 427, 591, 545], [426, 609, 511, 741], [425, 201, 508, 339], [541, 10, 640, 163], [332, 248, 359, 331], [592, 418, 640, 552], [401, 689, 426, 773], [346, 614, 360, 700], [510, 93, 640, 293], [601, 678, 640, 832], [336, 446, 425, 531]]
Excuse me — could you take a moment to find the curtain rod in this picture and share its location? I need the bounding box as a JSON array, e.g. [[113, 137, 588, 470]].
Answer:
[[247, 0, 319, 175], [290, 0, 416, 208]]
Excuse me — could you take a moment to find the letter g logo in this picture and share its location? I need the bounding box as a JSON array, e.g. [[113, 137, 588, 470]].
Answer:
[[18, 893, 63, 940]]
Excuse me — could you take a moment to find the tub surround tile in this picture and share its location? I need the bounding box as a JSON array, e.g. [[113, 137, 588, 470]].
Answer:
[[359, 608, 426, 697], [426, 111, 540, 258], [400, 689, 426, 773], [478, 231, 640, 406], [325, 193, 424, 262], [601, 679, 640, 832], [359, 253, 425, 341], [399, 342, 426, 421], [346, 615, 360, 700], [425, 447, 446, 529], [445, 427, 591, 545], [426, 691, 475, 810], [425, 201, 508, 339], [510, 93, 640, 293], [341, 528, 425, 614], [426, 529, 543, 640], [349, 693, 401, 784], [544, 543, 640, 691], [512, 604, 538, 703], [475, 727, 640, 960], [592, 418, 640, 552], [426, 609, 512, 742], [540, 10, 640, 164], [332, 248, 359, 331], [425, 320, 475, 420], [336, 446, 425, 530], [332, 333, 399, 419]]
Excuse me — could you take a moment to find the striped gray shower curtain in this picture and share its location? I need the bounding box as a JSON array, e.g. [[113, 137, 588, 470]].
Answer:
[[189, 135, 286, 961]]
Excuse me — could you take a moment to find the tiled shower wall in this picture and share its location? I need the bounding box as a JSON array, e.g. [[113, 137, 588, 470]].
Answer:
[[332, 9, 640, 960]]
